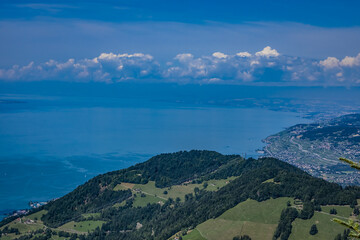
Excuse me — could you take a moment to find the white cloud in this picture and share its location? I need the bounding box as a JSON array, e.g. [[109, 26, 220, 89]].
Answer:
[[97, 52, 153, 61], [255, 46, 280, 58], [0, 52, 159, 82], [1, 48, 360, 86], [319, 57, 340, 69], [250, 60, 260, 66], [236, 52, 252, 57], [212, 52, 228, 59], [340, 54, 360, 67], [174, 53, 194, 62], [98, 53, 118, 60]]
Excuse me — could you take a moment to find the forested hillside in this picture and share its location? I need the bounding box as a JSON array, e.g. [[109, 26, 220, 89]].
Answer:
[[1, 150, 360, 240]]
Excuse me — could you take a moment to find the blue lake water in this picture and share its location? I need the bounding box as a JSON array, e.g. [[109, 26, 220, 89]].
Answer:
[[0, 94, 310, 217]]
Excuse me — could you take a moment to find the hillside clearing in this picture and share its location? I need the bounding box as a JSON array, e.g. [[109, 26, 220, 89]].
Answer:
[[184, 197, 291, 240]]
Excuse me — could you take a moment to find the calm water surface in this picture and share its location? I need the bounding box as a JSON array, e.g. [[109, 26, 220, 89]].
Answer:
[[0, 95, 310, 215]]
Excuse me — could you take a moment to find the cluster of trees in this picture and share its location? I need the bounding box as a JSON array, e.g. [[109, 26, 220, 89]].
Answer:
[[273, 201, 317, 239], [0, 226, 20, 235], [0, 215, 18, 228], [334, 229, 350, 240], [12, 229, 84, 240], [298, 201, 314, 219], [112, 150, 239, 188], [273, 207, 298, 240]]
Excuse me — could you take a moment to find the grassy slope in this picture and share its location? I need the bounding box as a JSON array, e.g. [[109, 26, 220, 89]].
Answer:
[[320, 205, 353, 217], [114, 177, 236, 205], [219, 198, 291, 224], [289, 204, 354, 239], [289, 211, 347, 240], [0, 210, 105, 239], [183, 229, 207, 240], [185, 198, 291, 240], [0, 210, 48, 239], [57, 220, 106, 233], [27, 210, 48, 221], [133, 194, 165, 207], [184, 198, 353, 240]]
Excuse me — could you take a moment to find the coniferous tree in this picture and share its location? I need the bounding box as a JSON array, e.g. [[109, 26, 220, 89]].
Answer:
[[310, 224, 318, 235], [354, 208, 360, 216], [330, 208, 338, 215]]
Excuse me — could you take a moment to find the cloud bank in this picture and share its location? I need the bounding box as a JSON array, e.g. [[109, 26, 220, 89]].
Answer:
[[1, 47, 359, 86]]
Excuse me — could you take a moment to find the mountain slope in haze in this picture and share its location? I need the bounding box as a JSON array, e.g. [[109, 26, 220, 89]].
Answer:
[[1, 150, 360, 240]]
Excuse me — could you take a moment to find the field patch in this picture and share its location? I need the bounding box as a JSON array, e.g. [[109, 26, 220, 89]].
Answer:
[[183, 229, 207, 240], [185, 197, 290, 240], [130, 177, 236, 202], [133, 194, 165, 207], [27, 209, 48, 221], [196, 219, 276, 240], [113, 182, 134, 191], [219, 198, 291, 224], [289, 211, 347, 240], [57, 220, 105, 233], [113, 200, 127, 208], [81, 213, 101, 219], [0, 216, 45, 235], [320, 205, 353, 218]]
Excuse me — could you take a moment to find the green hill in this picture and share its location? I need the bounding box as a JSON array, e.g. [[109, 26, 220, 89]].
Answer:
[[1, 150, 360, 240]]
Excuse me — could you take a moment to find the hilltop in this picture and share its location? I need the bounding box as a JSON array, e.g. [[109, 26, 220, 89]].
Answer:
[[1, 150, 360, 240]]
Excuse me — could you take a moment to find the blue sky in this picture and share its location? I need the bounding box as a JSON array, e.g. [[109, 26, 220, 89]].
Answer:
[[0, 0, 360, 85], [1, 0, 359, 27]]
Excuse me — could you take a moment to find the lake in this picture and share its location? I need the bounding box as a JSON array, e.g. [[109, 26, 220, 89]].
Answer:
[[0, 93, 310, 217]]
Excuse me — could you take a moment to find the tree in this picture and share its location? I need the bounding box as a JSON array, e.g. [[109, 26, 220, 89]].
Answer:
[[314, 205, 322, 212], [354, 208, 360, 216], [299, 201, 314, 219], [330, 208, 338, 215], [310, 224, 318, 235], [332, 157, 360, 238]]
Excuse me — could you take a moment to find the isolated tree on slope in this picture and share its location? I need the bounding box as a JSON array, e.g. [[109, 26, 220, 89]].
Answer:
[[310, 224, 318, 235]]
